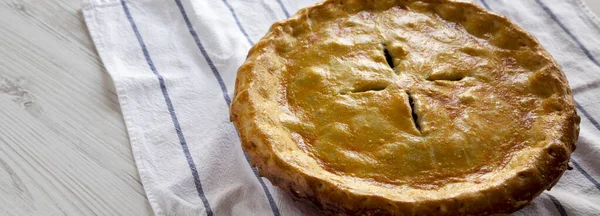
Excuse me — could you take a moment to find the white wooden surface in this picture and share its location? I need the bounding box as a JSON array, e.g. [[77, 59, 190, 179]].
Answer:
[[0, 0, 152, 215], [0, 0, 598, 215]]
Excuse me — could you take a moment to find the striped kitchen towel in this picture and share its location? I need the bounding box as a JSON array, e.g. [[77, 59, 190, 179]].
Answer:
[[82, 0, 600, 215]]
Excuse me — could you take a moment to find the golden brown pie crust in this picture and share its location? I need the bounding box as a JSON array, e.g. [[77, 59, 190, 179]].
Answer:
[[230, 0, 580, 215]]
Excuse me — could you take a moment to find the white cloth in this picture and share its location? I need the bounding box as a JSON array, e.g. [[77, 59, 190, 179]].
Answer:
[[82, 0, 600, 215]]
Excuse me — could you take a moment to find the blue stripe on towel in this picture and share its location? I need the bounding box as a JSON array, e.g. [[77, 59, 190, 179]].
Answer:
[[479, 0, 491, 10], [534, 0, 600, 68], [276, 0, 290, 18], [173, 0, 281, 215], [576, 102, 600, 133], [222, 0, 253, 45], [119, 0, 213, 215], [572, 159, 600, 192], [547, 194, 568, 216]]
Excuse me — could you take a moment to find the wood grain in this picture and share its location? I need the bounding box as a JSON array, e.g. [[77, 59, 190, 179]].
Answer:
[[0, 0, 599, 215], [0, 0, 152, 215]]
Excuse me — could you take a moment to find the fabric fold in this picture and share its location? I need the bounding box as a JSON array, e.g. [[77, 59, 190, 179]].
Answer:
[[83, 0, 600, 215]]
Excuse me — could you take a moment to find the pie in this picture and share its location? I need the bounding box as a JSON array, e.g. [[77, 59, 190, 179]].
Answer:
[[230, 0, 580, 215]]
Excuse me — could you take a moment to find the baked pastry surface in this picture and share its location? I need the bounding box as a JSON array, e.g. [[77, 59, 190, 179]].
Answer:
[[230, 0, 580, 215]]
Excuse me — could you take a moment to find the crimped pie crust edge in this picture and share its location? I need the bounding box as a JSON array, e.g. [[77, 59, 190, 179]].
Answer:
[[230, 0, 580, 215]]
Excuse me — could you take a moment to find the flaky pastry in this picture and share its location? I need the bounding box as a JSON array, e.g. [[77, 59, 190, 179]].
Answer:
[[230, 0, 580, 215]]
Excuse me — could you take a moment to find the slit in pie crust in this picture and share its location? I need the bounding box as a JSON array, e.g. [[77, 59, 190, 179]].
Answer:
[[230, 0, 580, 215]]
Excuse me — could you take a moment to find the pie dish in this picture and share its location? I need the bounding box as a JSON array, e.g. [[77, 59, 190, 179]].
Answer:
[[230, 0, 580, 215]]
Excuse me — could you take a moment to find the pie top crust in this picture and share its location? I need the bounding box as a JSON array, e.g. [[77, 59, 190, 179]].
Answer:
[[230, 0, 580, 215]]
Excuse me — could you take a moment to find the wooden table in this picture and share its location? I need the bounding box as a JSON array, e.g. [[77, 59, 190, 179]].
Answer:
[[0, 0, 598, 215]]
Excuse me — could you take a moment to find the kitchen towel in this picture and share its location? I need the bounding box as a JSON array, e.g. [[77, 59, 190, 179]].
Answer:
[[82, 0, 600, 215]]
